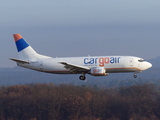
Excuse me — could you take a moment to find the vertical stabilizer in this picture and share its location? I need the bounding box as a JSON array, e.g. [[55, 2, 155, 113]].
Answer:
[[13, 34, 39, 60]]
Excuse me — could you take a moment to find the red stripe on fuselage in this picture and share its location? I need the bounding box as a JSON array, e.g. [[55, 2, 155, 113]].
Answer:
[[105, 67, 142, 71], [41, 67, 142, 74]]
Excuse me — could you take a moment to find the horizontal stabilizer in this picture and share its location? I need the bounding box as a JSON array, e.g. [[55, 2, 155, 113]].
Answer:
[[9, 58, 30, 64]]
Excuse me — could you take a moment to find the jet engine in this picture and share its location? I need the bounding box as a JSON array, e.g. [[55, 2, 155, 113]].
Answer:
[[90, 67, 108, 76]]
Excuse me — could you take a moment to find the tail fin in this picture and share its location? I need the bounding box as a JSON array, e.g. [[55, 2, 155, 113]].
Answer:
[[13, 34, 38, 60], [13, 34, 50, 60]]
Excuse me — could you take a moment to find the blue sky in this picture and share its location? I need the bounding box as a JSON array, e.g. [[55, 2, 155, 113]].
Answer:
[[0, 0, 160, 67]]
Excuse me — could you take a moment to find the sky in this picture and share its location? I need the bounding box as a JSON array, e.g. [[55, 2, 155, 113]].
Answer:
[[0, 0, 160, 67]]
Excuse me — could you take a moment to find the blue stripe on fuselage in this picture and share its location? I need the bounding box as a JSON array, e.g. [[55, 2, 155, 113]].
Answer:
[[15, 38, 29, 52]]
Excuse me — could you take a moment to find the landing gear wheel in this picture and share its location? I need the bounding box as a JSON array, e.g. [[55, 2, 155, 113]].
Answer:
[[79, 75, 86, 80], [133, 74, 137, 78]]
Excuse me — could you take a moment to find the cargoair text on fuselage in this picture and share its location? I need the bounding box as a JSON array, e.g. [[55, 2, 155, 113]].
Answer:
[[10, 34, 152, 80]]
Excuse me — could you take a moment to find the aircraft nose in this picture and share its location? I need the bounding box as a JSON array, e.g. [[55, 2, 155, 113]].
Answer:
[[146, 62, 152, 69], [141, 61, 152, 71], [148, 62, 152, 68]]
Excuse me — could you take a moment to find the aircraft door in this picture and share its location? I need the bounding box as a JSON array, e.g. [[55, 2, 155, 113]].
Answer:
[[130, 58, 134, 66]]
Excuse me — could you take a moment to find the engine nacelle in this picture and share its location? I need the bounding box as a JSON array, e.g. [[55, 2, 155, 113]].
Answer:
[[90, 67, 108, 76]]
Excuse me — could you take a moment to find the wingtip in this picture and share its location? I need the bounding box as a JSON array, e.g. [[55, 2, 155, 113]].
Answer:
[[13, 34, 23, 42]]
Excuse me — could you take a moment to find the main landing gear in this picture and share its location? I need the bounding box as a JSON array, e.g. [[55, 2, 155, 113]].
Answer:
[[79, 73, 86, 80]]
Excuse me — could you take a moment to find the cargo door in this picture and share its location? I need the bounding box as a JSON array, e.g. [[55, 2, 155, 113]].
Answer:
[[130, 58, 134, 66]]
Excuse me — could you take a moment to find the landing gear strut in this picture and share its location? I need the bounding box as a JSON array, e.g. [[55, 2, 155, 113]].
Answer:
[[79, 73, 86, 80], [133, 73, 137, 78]]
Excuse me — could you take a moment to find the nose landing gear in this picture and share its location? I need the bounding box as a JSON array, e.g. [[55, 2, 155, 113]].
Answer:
[[133, 73, 137, 78]]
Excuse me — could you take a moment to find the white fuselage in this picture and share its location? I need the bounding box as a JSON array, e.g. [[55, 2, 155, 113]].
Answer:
[[17, 56, 152, 74]]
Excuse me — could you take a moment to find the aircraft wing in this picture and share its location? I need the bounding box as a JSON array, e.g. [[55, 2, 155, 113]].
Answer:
[[10, 58, 30, 64], [59, 62, 90, 73]]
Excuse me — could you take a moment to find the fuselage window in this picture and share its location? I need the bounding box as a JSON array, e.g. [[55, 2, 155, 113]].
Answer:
[[138, 59, 145, 62]]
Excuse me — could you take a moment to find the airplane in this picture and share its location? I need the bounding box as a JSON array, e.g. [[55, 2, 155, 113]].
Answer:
[[10, 34, 152, 80]]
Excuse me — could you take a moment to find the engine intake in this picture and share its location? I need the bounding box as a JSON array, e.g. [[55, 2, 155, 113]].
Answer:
[[90, 67, 108, 76]]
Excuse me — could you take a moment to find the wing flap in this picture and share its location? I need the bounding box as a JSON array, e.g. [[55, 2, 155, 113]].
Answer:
[[59, 62, 90, 73]]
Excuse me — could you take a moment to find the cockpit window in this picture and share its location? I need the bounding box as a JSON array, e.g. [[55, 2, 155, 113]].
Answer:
[[138, 59, 145, 62]]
